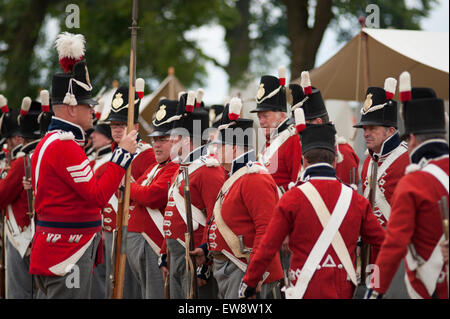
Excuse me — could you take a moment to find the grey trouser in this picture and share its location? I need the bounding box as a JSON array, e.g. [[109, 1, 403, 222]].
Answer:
[[90, 240, 106, 299], [103, 231, 142, 298], [35, 232, 101, 299], [384, 259, 410, 299], [6, 238, 35, 299], [126, 232, 164, 299], [213, 258, 280, 299], [166, 238, 218, 299]]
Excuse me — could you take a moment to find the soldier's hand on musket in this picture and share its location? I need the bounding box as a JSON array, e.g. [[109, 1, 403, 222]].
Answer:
[[22, 176, 32, 191], [441, 240, 449, 263], [190, 247, 206, 267], [118, 129, 138, 154], [281, 235, 291, 256], [120, 174, 136, 188], [160, 265, 169, 281]]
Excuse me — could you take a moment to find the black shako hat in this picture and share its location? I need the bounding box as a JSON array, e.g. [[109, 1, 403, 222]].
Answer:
[[398, 71, 446, 137], [251, 67, 287, 113], [17, 97, 41, 140], [0, 94, 20, 138], [207, 104, 225, 128], [289, 83, 328, 121], [169, 91, 210, 141], [105, 86, 141, 124], [148, 99, 179, 137], [52, 32, 98, 106], [213, 97, 254, 148], [301, 123, 337, 155], [38, 89, 53, 137], [354, 78, 398, 128]]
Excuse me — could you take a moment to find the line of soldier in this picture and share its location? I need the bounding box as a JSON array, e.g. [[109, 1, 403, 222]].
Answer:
[[0, 32, 448, 299]]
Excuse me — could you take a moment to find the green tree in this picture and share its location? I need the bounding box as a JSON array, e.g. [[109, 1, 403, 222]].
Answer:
[[218, 0, 437, 83], [0, 0, 232, 108], [281, 0, 438, 80]]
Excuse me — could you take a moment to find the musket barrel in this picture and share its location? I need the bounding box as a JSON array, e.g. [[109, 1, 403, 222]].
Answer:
[[182, 166, 198, 299], [112, 0, 139, 299]]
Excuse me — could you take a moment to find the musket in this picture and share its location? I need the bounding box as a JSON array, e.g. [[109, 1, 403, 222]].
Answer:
[[361, 161, 378, 284], [24, 154, 34, 219], [438, 196, 449, 288], [164, 181, 171, 299], [181, 165, 198, 299], [164, 248, 171, 299], [112, 0, 139, 299]]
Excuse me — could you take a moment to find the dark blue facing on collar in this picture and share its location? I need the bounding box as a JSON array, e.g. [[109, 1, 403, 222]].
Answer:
[[370, 132, 402, 159], [231, 149, 256, 175], [182, 145, 208, 164], [48, 117, 85, 143], [303, 163, 336, 180], [410, 140, 449, 165]]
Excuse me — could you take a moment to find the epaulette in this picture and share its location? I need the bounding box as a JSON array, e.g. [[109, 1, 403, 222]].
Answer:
[[200, 155, 220, 167], [404, 163, 421, 175], [58, 131, 75, 141], [246, 161, 267, 174], [337, 136, 347, 145], [16, 151, 25, 159], [138, 141, 152, 152]]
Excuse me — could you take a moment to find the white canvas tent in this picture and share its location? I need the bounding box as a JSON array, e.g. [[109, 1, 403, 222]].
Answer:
[[304, 28, 449, 101], [296, 28, 449, 162]]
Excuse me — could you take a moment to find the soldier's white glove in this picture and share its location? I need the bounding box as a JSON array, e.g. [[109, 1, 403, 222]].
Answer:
[[196, 264, 211, 281], [158, 254, 168, 268], [364, 288, 383, 299], [238, 280, 256, 299]]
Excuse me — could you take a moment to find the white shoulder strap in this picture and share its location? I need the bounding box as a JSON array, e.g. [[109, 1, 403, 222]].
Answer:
[[171, 160, 207, 227], [258, 126, 295, 166], [422, 164, 449, 193], [405, 235, 445, 298], [145, 207, 165, 236], [34, 133, 62, 192], [212, 165, 251, 260], [141, 163, 165, 236], [363, 145, 408, 221], [286, 183, 353, 299]]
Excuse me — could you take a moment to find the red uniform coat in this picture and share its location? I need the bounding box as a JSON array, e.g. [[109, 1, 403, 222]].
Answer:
[[0, 141, 40, 258], [0, 153, 31, 231], [100, 141, 156, 233], [162, 155, 225, 253], [361, 134, 410, 228], [92, 145, 116, 233], [29, 118, 131, 276], [335, 138, 359, 185], [243, 164, 385, 298], [374, 141, 449, 299], [260, 122, 302, 191], [128, 160, 179, 248], [207, 151, 283, 284]]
